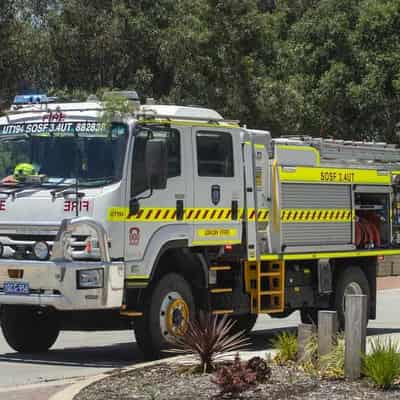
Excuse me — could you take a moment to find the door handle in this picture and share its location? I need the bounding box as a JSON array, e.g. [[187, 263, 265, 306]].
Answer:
[[176, 200, 184, 220], [231, 200, 238, 220]]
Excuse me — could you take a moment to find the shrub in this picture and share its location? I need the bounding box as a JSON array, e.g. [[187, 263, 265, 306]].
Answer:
[[362, 337, 400, 390], [171, 312, 250, 373], [212, 354, 257, 395], [271, 331, 298, 364], [246, 356, 272, 383], [320, 333, 345, 379]]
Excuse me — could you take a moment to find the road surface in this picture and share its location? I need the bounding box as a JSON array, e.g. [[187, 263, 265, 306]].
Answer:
[[0, 289, 399, 398]]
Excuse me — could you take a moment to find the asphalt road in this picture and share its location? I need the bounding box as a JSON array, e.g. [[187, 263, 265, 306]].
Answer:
[[0, 289, 399, 397]]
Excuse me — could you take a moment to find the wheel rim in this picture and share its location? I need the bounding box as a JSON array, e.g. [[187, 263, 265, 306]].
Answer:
[[160, 291, 189, 341], [342, 281, 363, 313]]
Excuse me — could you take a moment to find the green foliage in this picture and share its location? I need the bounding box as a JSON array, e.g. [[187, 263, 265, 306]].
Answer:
[[100, 92, 134, 128], [271, 331, 298, 364], [1, 1, 400, 140], [320, 333, 345, 379], [362, 337, 400, 390]]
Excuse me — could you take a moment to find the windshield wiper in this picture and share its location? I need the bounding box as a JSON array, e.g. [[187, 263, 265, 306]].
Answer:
[[50, 182, 84, 200], [77, 176, 116, 186], [0, 182, 44, 200], [49, 177, 114, 199]]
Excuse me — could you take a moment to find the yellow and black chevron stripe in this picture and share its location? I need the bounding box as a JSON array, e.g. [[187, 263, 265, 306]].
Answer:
[[280, 208, 353, 223], [107, 207, 270, 222]]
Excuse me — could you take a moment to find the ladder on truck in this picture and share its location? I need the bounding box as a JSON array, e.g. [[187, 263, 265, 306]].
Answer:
[[274, 136, 400, 168]]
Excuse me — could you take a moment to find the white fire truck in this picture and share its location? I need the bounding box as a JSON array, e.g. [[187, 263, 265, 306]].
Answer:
[[0, 93, 400, 358]]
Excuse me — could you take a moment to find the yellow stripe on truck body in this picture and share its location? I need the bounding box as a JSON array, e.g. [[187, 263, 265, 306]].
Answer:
[[107, 207, 270, 222], [279, 166, 390, 185]]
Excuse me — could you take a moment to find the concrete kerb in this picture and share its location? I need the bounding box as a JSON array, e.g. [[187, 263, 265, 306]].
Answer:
[[49, 349, 278, 400]]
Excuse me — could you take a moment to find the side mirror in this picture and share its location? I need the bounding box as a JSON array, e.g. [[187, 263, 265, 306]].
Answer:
[[146, 139, 168, 190], [129, 198, 140, 216]]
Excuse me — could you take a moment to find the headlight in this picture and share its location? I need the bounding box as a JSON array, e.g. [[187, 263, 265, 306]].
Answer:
[[33, 241, 50, 260], [77, 269, 104, 289]]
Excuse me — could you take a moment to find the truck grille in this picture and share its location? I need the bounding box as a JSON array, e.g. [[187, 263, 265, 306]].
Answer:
[[0, 233, 95, 260]]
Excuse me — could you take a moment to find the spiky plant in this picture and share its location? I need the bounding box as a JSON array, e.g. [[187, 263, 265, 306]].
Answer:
[[271, 331, 298, 364], [362, 337, 400, 390], [171, 312, 250, 373]]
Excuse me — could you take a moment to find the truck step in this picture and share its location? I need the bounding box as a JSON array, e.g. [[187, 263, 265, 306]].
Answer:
[[244, 260, 285, 314], [212, 309, 234, 315], [120, 310, 143, 317], [209, 265, 231, 271], [120, 305, 143, 317], [210, 288, 233, 294]]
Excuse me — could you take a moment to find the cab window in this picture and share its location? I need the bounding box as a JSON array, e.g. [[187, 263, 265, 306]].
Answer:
[[196, 131, 234, 177], [131, 127, 181, 196]]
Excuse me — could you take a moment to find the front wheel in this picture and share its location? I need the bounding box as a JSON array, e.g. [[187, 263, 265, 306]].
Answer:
[[334, 266, 370, 329], [1, 306, 60, 353], [134, 273, 195, 359]]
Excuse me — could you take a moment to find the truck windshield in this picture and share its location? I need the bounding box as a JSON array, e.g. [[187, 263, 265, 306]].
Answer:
[[0, 122, 128, 186]]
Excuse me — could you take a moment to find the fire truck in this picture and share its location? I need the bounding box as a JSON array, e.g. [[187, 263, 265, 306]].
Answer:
[[0, 93, 400, 358]]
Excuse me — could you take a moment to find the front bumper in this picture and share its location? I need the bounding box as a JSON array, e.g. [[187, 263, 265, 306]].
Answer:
[[0, 259, 124, 310]]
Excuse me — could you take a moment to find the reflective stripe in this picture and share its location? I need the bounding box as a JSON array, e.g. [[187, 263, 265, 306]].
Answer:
[[107, 207, 270, 222], [281, 208, 353, 223], [259, 248, 400, 261]]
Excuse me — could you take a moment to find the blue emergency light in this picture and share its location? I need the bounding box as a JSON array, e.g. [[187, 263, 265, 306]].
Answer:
[[13, 93, 50, 105]]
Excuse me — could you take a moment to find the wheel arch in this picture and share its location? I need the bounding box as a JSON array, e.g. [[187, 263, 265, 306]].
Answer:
[[149, 241, 208, 295], [332, 256, 377, 319]]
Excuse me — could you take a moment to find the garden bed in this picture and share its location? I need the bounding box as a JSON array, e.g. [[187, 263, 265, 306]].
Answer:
[[75, 361, 400, 400]]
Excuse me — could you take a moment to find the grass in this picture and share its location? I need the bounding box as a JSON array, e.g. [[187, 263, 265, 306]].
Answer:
[[320, 333, 345, 379], [271, 331, 298, 364], [362, 337, 400, 390]]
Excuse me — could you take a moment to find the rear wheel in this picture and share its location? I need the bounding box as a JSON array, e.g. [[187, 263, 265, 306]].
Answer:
[[230, 314, 257, 334], [134, 273, 195, 359], [334, 266, 370, 329], [1, 306, 59, 353]]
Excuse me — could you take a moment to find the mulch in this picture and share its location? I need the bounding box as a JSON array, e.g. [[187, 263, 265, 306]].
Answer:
[[75, 362, 400, 400]]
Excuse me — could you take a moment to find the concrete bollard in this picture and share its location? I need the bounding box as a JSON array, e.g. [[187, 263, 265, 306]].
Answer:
[[297, 323, 316, 362], [318, 310, 338, 358], [344, 294, 367, 380]]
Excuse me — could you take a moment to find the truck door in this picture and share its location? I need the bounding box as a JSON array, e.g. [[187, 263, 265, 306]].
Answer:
[[191, 127, 243, 246], [124, 124, 193, 262]]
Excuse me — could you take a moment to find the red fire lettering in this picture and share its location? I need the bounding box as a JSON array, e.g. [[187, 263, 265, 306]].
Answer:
[[64, 200, 90, 213], [81, 200, 89, 212], [0, 200, 6, 211], [70, 201, 77, 212], [64, 201, 71, 212]]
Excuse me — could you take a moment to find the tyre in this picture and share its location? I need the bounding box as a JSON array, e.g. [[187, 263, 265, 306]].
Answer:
[[1, 306, 59, 353], [230, 314, 257, 334], [134, 273, 195, 359], [300, 308, 318, 326], [334, 266, 370, 329]]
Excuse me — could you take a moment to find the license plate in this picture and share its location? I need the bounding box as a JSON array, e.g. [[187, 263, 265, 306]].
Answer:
[[3, 281, 29, 295]]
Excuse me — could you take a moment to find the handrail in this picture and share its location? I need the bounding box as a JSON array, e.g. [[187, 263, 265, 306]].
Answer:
[[51, 217, 110, 263]]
